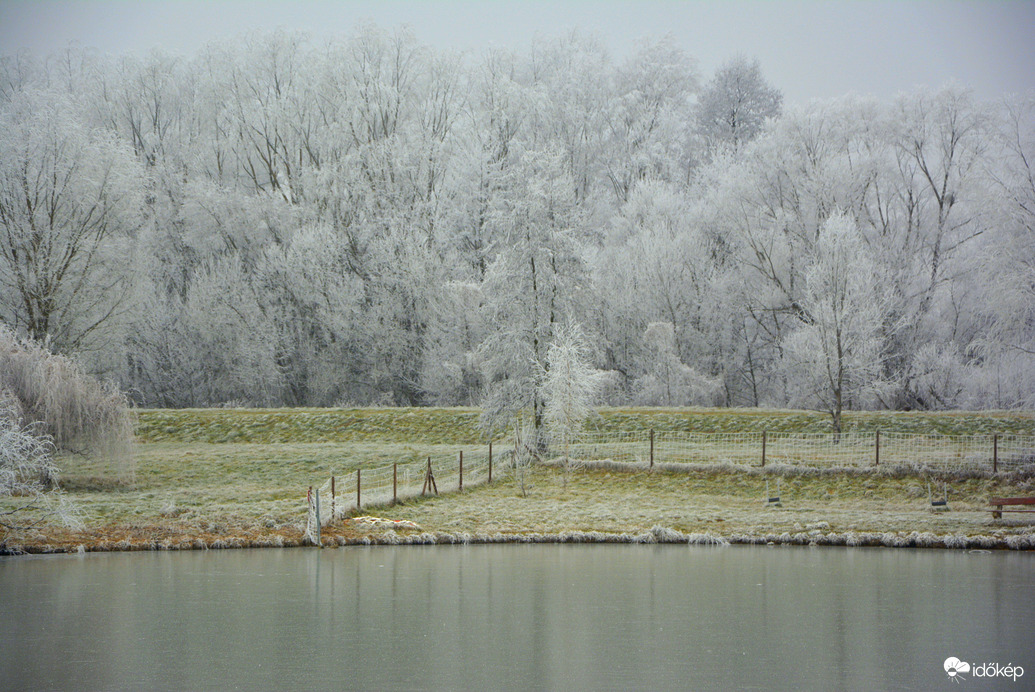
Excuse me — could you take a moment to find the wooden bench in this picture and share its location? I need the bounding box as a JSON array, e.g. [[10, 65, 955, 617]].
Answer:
[[990, 497, 1035, 519]]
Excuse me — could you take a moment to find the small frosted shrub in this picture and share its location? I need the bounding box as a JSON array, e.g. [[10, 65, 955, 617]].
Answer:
[[650, 525, 686, 543], [1, 413, 57, 493]]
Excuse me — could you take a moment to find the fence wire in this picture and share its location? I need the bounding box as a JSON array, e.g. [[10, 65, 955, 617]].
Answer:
[[565, 430, 1035, 471], [307, 431, 1035, 528], [311, 446, 505, 526]]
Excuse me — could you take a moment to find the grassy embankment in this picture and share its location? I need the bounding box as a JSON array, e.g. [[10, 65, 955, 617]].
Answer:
[[3, 407, 1035, 553]]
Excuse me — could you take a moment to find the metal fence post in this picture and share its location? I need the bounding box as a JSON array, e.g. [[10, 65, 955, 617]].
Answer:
[[993, 434, 998, 473], [488, 441, 493, 483], [356, 468, 361, 511], [459, 450, 464, 491], [875, 430, 880, 466]]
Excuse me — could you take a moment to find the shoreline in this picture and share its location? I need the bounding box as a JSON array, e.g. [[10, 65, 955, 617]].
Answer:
[[5, 409, 1035, 557], [5, 522, 1034, 556]]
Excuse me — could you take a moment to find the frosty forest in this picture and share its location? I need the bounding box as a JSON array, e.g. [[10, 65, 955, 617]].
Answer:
[[1, 26, 1033, 426]]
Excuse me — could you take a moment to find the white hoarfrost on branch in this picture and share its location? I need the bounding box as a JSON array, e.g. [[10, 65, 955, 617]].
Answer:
[[780, 211, 889, 432], [542, 322, 607, 485], [0, 36, 1029, 413], [0, 406, 82, 543]]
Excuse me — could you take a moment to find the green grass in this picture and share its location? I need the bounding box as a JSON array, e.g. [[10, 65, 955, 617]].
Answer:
[[585, 408, 1035, 436], [133, 406, 1035, 444], [134, 407, 489, 444]]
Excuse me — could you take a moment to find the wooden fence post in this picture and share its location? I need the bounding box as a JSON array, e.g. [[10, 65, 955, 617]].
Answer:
[[649, 429, 655, 470], [488, 441, 493, 483], [422, 457, 438, 495], [331, 475, 335, 520], [393, 463, 398, 504], [356, 469, 361, 511], [314, 490, 321, 547], [993, 434, 998, 473], [875, 430, 881, 466], [761, 431, 767, 467], [459, 450, 464, 491]]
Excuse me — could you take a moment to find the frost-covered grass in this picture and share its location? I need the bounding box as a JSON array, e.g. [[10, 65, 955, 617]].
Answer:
[[362, 464, 1035, 547], [48, 441, 476, 526], [3, 406, 1034, 553]]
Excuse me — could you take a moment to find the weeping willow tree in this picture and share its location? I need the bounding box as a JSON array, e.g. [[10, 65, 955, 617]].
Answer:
[[0, 324, 134, 482]]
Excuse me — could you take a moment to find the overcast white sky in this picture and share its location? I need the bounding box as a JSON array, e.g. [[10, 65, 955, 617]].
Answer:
[[1, 0, 1033, 104]]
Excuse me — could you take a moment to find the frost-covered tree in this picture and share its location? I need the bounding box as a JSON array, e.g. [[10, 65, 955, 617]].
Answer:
[[0, 88, 145, 357], [970, 95, 1035, 408], [781, 212, 887, 432], [879, 87, 992, 408], [698, 100, 867, 405], [696, 56, 782, 153], [1, 30, 1029, 413], [528, 31, 611, 204], [635, 322, 718, 406], [604, 37, 698, 203], [478, 147, 588, 444], [258, 223, 366, 406], [542, 322, 606, 484], [420, 281, 486, 405], [180, 253, 283, 406]]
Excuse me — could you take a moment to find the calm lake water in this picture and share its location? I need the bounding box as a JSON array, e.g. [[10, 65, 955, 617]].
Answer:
[[1, 545, 1033, 691]]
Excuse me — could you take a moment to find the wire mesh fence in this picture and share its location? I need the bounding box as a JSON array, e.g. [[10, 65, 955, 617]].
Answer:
[[304, 429, 1035, 534], [568, 430, 1035, 471], [306, 443, 506, 531]]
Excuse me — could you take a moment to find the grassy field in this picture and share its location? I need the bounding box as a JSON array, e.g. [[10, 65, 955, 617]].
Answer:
[[133, 406, 1035, 443], [3, 407, 1035, 553]]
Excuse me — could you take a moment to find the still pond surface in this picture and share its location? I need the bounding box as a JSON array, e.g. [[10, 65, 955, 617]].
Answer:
[[2, 544, 1033, 691]]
